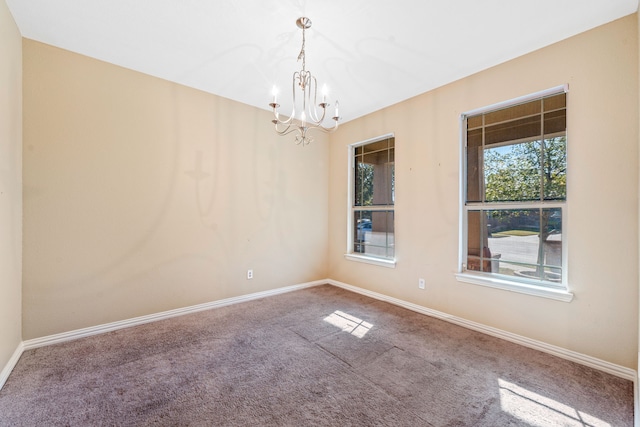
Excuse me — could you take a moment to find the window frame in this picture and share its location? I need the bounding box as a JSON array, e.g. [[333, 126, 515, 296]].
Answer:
[[345, 133, 396, 268], [456, 85, 573, 302]]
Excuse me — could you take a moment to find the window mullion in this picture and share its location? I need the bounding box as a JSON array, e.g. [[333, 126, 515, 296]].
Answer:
[[481, 113, 486, 203], [466, 201, 564, 210], [539, 99, 545, 203]]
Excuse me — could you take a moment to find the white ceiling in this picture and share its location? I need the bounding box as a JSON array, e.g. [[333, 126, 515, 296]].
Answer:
[[6, 0, 639, 123]]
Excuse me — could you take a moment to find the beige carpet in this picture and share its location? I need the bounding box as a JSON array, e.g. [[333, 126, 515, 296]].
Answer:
[[0, 284, 633, 426]]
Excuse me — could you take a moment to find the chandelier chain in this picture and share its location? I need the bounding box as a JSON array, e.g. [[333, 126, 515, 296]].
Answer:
[[298, 24, 306, 74]]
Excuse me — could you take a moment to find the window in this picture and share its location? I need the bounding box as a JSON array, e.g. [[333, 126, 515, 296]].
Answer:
[[347, 135, 395, 267], [459, 87, 571, 299]]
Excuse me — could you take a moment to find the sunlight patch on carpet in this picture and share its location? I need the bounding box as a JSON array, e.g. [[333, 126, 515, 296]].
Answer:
[[323, 310, 373, 338], [498, 379, 610, 427]]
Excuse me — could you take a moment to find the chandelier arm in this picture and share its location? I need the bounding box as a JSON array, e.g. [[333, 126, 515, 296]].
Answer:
[[271, 108, 295, 126], [307, 106, 327, 124], [270, 71, 300, 127], [304, 120, 339, 134], [273, 114, 294, 126], [273, 125, 299, 136], [292, 71, 301, 121], [306, 75, 325, 124]]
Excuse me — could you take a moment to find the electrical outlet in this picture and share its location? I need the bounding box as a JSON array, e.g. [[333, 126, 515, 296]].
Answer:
[[418, 278, 425, 289], [247, 269, 253, 279]]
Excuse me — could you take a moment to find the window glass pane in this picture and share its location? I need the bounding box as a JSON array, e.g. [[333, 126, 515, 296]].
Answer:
[[542, 208, 562, 280], [466, 92, 567, 205], [485, 115, 541, 146], [467, 210, 489, 272], [543, 110, 566, 135], [363, 138, 389, 153], [467, 127, 482, 147], [542, 136, 566, 200], [543, 93, 566, 111], [484, 99, 541, 125], [353, 211, 372, 253], [484, 141, 541, 202], [484, 135, 565, 203], [486, 209, 540, 278], [480, 208, 562, 284], [467, 115, 482, 129], [361, 150, 393, 206], [354, 158, 373, 206], [467, 211, 482, 256], [371, 210, 394, 258], [466, 129, 483, 203], [354, 210, 394, 259]]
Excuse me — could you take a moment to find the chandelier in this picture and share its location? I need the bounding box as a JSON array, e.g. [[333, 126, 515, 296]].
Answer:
[[269, 17, 340, 145]]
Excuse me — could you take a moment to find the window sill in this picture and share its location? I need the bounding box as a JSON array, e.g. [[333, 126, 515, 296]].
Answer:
[[344, 254, 396, 268], [455, 272, 573, 302]]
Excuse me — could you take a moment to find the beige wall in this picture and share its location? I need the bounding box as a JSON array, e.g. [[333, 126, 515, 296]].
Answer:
[[22, 40, 329, 339], [0, 0, 22, 371], [329, 14, 639, 369], [15, 10, 640, 371]]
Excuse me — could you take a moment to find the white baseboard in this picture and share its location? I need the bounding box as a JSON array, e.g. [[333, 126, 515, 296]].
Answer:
[[22, 279, 325, 351], [327, 279, 637, 382], [3, 277, 636, 401], [0, 342, 24, 391]]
